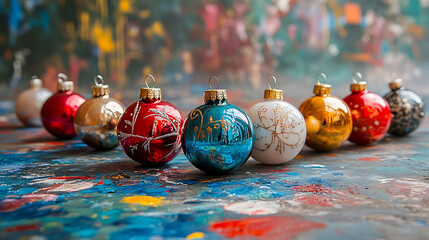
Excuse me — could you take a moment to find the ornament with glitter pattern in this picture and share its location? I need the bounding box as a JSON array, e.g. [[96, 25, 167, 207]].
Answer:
[[248, 76, 306, 164], [74, 75, 125, 150], [384, 78, 425, 136], [15, 76, 52, 127], [117, 74, 183, 165], [343, 73, 391, 145], [299, 73, 352, 151], [41, 73, 85, 139], [182, 76, 255, 173]]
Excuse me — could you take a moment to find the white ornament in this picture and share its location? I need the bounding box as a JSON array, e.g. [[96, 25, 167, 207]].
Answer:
[[248, 78, 306, 164], [15, 77, 52, 127]]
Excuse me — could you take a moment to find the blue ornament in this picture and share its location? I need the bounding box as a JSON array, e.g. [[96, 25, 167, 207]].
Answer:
[[182, 77, 255, 173]]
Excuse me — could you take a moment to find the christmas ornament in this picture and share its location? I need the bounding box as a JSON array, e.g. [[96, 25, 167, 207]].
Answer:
[[343, 73, 391, 145], [384, 78, 425, 136], [117, 74, 183, 165], [74, 75, 125, 150], [41, 73, 85, 139], [299, 73, 352, 151], [182, 76, 254, 173], [248, 76, 306, 164], [15, 76, 52, 127]]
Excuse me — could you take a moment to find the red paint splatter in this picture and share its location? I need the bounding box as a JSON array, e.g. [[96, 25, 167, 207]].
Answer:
[[209, 216, 325, 239], [357, 157, 380, 162], [5, 224, 39, 232], [348, 185, 360, 194], [292, 184, 335, 194], [324, 154, 338, 157], [269, 168, 291, 173], [0, 194, 57, 212], [296, 195, 335, 207], [49, 175, 95, 181]]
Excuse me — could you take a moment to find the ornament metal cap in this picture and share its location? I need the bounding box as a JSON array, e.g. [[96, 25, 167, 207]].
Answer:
[[389, 78, 403, 90], [57, 73, 74, 92], [204, 76, 227, 103], [313, 73, 331, 96], [140, 74, 161, 100], [350, 72, 367, 92], [29, 76, 43, 89], [264, 76, 283, 100], [91, 75, 110, 97]]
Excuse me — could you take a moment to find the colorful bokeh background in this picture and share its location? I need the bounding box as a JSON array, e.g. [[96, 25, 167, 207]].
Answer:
[[1, 0, 428, 111]]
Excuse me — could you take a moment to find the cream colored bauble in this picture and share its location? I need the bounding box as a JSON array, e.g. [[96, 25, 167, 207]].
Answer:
[[248, 77, 306, 164], [15, 76, 53, 127]]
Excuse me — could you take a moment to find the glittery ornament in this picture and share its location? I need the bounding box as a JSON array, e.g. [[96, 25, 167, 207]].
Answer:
[[248, 76, 306, 164], [343, 73, 391, 145], [182, 76, 254, 173], [15, 76, 52, 127], [384, 78, 425, 136], [41, 73, 85, 139], [299, 73, 352, 151], [117, 74, 183, 165], [74, 75, 125, 150]]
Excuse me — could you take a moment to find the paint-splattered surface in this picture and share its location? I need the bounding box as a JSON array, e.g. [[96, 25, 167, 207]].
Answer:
[[1, 111, 429, 239]]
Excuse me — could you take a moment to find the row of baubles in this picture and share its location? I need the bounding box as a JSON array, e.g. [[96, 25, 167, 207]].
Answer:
[[15, 73, 425, 173]]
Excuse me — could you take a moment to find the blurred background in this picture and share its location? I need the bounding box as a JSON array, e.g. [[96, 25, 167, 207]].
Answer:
[[0, 0, 428, 113]]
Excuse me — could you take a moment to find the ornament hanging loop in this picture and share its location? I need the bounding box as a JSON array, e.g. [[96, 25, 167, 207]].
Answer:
[[268, 76, 277, 90], [316, 73, 328, 85], [208, 76, 220, 90], [94, 75, 104, 86], [144, 74, 156, 88], [58, 73, 68, 83], [352, 72, 363, 84]]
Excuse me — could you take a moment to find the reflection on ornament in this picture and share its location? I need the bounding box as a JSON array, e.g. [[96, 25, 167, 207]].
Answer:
[[343, 73, 391, 145], [248, 76, 306, 164], [384, 78, 425, 136], [15, 76, 52, 127], [41, 73, 85, 139], [182, 76, 254, 173], [74, 75, 125, 150], [299, 73, 352, 151], [117, 74, 183, 165]]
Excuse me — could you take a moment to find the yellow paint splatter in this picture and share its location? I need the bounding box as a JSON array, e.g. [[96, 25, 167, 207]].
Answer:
[[186, 232, 205, 239], [121, 195, 165, 207]]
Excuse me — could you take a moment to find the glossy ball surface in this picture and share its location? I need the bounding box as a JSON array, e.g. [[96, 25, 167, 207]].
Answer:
[[182, 102, 254, 173], [117, 99, 183, 165], [248, 99, 306, 164], [41, 91, 85, 139], [299, 95, 352, 151], [74, 96, 125, 150], [344, 90, 391, 145], [15, 87, 52, 127], [384, 87, 425, 136]]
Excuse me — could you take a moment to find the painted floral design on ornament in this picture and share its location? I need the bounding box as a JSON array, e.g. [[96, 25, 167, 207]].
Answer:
[[255, 103, 305, 153]]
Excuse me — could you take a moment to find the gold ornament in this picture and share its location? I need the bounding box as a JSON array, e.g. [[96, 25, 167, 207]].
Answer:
[[74, 75, 125, 150], [299, 73, 352, 151]]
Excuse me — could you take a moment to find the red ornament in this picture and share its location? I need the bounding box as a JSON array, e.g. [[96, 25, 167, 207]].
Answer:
[[41, 74, 85, 139], [117, 75, 183, 166], [343, 73, 391, 145]]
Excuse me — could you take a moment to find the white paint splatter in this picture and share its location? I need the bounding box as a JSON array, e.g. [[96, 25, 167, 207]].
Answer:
[[224, 200, 282, 215]]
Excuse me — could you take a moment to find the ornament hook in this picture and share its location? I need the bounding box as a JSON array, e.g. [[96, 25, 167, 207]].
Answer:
[[144, 74, 156, 88], [208, 76, 220, 90], [352, 72, 363, 83], [316, 73, 328, 85], [94, 75, 104, 86], [58, 73, 68, 83], [268, 76, 277, 90]]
